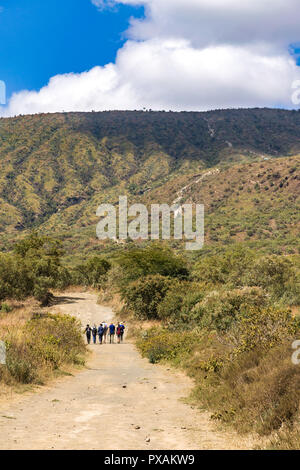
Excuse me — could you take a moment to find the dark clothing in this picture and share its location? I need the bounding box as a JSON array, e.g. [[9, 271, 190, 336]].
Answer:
[[84, 326, 92, 344], [109, 324, 115, 343], [92, 327, 97, 344], [98, 326, 104, 344], [98, 326, 104, 336], [120, 325, 125, 342]]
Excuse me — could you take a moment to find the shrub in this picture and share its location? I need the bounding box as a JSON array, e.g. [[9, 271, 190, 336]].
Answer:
[[116, 245, 189, 285], [121, 275, 172, 319], [0, 302, 12, 313], [193, 343, 300, 435], [196, 287, 268, 332], [227, 306, 294, 354], [72, 256, 111, 287], [137, 327, 198, 364], [2, 313, 86, 385], [247, 255, 299, 301], [6, 342, 38, 384], [25, 314, 86, 367], [157, 284, 205, 325], [0, 234, 73, 304], [192, 246, 255, 287]]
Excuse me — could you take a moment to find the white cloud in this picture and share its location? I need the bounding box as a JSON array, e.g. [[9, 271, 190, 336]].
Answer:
[[121, 0, 300, 50], [1, 0, 300, 116]]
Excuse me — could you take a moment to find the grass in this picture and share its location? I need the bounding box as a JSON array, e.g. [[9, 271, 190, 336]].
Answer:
[[0, 298, 86, 394], [132, 319, 300, 448]]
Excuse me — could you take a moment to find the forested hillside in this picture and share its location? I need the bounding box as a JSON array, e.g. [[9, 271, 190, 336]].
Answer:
[[0, 109, 299, 257]]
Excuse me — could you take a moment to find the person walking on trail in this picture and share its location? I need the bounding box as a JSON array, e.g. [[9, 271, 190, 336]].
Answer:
[[109, 323, 115, 344], [120, 322, 125, 342], [92, 325, 97, 344], [116, 323, 122, 344], [98, 324, 104, 344], [84, 324, 92, 345], [102, 322, 108, 344]]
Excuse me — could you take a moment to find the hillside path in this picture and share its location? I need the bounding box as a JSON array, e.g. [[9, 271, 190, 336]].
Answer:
[[0, 291, 254, 450]]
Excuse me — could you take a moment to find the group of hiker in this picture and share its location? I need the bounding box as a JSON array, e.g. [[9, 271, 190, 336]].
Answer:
[[84, 322, 125, 345]]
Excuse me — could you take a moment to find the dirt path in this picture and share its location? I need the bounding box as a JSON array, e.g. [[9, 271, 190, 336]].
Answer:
[[0, 291, 254, 450]]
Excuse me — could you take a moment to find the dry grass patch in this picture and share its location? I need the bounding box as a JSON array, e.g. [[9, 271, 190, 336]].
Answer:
[[0, 299, 86, 394]]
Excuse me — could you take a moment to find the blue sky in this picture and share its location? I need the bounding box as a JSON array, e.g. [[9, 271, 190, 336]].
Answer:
[[0, 0, 144, 100], [1, 0, 300, 115]]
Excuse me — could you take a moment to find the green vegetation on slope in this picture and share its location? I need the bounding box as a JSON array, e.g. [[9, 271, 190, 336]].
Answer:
[[0, 109, 299, 258], [108, 244, 300, 446]]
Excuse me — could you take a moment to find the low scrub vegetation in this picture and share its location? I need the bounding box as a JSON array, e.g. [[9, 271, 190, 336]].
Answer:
[[1, 232, 300, 448], [0, 233, 71, 305], [0, 305, 86, 388], [0, 233, 111, 306], [116, 244, 300, 447]]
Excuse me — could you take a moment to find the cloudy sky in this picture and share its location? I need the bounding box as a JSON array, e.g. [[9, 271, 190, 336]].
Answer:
[[0, 0, 300, 116]]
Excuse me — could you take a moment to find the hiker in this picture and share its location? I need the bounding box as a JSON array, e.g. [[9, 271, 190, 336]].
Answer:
[[109, 323, 115, 343], [120, 322, 125, 342], [102, 321, 108, 344], [92, 325, 98, 344], [116, 323, 122, 344], [84, 324, 92, 344], [98, 324, 104, 344]]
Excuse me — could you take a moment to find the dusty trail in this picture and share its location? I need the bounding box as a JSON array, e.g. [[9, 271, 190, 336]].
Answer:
[[0, 291, 253, 450]]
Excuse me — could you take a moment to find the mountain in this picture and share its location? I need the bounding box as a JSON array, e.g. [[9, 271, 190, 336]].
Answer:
[[142, 154, 300, 253], [0, 109, 299, 259]]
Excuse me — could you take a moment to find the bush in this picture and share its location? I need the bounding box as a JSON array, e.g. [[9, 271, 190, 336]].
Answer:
[[0, 234, 73, 305], [121, 275, 172, 319], [193, 343, 300, 435], [137, 327, 198, 364], [2, 313, 86, 385], [0, 254, 34, 301], [157, 284, 204, 325], [134, 298, 300, 438], [25, 314, 86, 368], [195, 287, 268, 331], [247, 255, 299, 301], [192, 246, 255, 287], [227, 306, 294, 354], [116, 245, 189, 285], [6, 343, 37, 384], [72, 256, 111, 287], [0, 302, 13, 313]]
